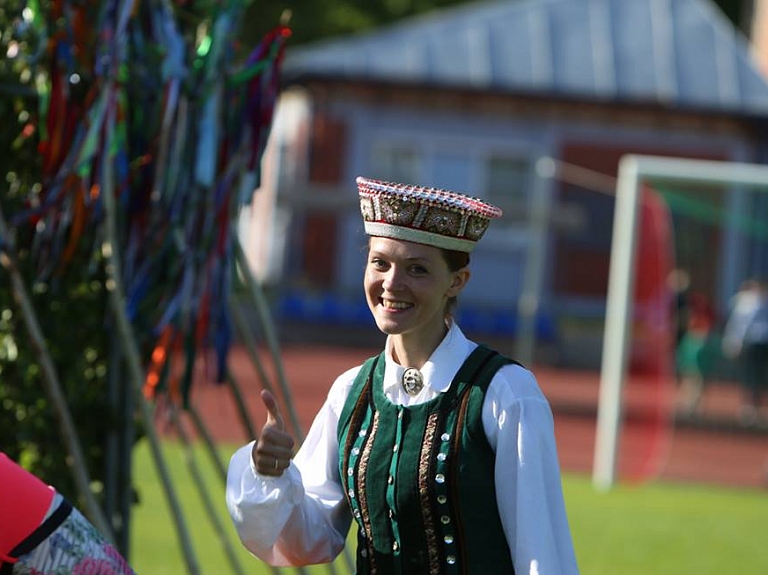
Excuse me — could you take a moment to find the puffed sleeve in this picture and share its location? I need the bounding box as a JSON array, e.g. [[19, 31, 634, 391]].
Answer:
[[483, 364, 580, 575], [226, 367, 359, 566]]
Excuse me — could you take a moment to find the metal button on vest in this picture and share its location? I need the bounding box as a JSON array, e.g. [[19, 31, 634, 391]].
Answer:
[[392, 541, 400, 552], [388, 509, 394, 518], [441, 515, 451, 524], [388, 475, 394, 484]]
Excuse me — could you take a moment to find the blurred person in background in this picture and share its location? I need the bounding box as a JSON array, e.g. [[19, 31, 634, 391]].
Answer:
[[676, 290, 718, 415], [227, 176, 579, 574], [668, 268, 692, 372], [722, 279, 768, 423], [0, 451, 136, 575]]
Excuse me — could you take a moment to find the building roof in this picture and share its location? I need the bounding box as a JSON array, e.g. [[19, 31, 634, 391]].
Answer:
[[283, 0, 768, 116]]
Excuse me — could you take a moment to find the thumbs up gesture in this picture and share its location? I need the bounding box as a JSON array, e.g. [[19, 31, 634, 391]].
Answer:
[[252, 389, 295, 476]]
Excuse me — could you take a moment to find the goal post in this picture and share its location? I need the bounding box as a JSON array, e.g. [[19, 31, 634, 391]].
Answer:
[[593, 154, 768, 491]]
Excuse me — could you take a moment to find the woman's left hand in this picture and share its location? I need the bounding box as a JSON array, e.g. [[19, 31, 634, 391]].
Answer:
[[252, 389, 295, 477]]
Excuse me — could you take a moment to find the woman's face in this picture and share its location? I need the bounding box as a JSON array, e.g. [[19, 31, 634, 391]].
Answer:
[[364, 237, 469, 340]]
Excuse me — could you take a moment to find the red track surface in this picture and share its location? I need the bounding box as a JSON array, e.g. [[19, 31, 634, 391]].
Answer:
[[184, 344, 768, 490]]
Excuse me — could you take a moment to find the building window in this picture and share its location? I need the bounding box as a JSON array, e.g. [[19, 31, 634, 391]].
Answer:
[[370, 144, 420, 184], [485, 156, 531, 222]]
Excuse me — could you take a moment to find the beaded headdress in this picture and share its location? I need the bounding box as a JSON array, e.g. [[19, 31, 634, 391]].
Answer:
[[356, 176, 503, 253]]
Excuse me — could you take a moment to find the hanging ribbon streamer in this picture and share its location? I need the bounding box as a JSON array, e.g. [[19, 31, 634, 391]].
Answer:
[[14, 0, 291, 406]]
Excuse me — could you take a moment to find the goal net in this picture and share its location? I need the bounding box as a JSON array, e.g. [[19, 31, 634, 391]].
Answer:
[[594, 155, 768, 489]]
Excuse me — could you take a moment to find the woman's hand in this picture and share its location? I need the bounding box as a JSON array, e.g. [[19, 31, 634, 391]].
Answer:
[[252, 389, 295, 477]]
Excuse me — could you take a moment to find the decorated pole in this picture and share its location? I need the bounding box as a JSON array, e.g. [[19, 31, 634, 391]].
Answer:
[[8, 0, 294, 571]]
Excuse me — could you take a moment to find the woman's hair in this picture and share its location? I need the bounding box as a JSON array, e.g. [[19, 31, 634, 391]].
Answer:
[[441, 249, 470, 316]]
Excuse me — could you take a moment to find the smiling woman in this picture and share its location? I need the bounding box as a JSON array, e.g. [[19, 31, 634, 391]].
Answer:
[[226, 176, 580, 574]]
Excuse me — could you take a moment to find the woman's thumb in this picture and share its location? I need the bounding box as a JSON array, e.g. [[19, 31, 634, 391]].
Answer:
[[261, 389, 285, 430]]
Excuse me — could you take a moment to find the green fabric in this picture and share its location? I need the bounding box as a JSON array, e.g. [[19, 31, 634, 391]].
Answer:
[[338, 345, 517, 574], [676, 333, 720, 378]]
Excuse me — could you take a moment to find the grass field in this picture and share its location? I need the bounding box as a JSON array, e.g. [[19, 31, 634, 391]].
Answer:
[[130, 439, 768, 575]]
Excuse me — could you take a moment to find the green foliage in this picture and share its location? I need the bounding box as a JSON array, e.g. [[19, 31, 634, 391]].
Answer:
[[0, 0, 120, 506], [239, 0, 471, 48], [0, 272, 118, 497], [1, 1, 43, 202]]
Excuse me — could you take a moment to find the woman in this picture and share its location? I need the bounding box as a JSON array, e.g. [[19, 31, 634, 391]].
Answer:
[[0, 451, 136, 575], [227, 177, 579, 574]]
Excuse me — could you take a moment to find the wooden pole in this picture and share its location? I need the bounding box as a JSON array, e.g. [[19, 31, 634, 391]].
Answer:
[[232, 238, 303, 440], [170, 407, 248, 575], [100, 90, 201, 575], [230, 297, 280, 399], [187, 405, 228, 482], [225, 367, 258, 440]]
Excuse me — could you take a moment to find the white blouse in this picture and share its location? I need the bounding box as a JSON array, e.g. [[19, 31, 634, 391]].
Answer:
[[226, 323, 580, 574]]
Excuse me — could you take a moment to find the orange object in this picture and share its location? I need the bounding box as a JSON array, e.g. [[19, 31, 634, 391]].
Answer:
[[143, 326, 173, 399]]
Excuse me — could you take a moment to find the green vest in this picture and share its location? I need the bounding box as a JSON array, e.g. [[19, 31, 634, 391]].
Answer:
[[337, 345, 517, 575]]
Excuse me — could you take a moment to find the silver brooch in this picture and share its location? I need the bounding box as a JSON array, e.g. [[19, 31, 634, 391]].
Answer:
[[402, 367, 424, 396]]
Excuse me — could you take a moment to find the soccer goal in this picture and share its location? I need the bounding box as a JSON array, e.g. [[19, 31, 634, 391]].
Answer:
[[594, 154, 768, 490]]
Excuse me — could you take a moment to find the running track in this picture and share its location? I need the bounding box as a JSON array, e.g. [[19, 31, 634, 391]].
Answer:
[[187, 344, 768, 490]]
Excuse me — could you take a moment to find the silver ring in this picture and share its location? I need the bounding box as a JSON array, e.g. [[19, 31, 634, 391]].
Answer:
[[274, 458, 280, 470]]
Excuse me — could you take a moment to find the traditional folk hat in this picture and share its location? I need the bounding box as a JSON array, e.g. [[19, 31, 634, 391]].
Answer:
[[356, 176, 503, 253]]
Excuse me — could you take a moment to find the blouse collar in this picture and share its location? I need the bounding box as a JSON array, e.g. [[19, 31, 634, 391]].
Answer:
[[382, 321, 474, 402]]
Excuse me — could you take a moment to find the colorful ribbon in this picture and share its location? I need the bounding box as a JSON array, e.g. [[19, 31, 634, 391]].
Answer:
[[13, 0, 290, 405]]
